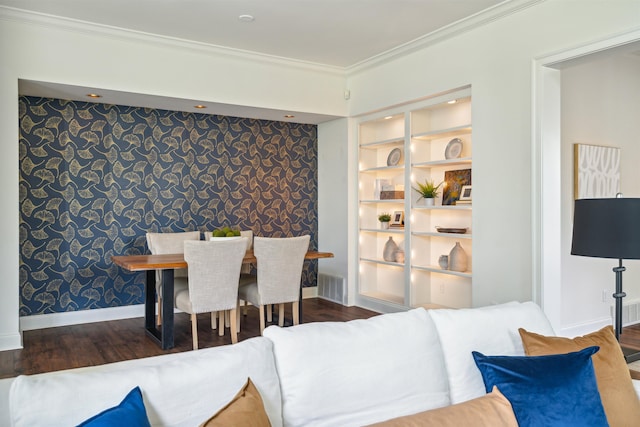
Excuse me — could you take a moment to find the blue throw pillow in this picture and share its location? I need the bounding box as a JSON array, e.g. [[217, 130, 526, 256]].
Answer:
[[472, 346, 608, 427], [77, 386, 151, 427]]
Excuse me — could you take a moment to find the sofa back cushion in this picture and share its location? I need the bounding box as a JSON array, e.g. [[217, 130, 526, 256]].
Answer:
[[428, 301, 555, 404], [263, 308, 450, 427], [10, 337, 282, 427]]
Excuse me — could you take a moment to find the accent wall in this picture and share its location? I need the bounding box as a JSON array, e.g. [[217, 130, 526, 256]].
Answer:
[[19, 96, 318, 316]]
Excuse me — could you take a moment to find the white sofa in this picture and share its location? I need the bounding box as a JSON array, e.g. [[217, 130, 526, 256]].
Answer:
[[2, 301, 639, 426]]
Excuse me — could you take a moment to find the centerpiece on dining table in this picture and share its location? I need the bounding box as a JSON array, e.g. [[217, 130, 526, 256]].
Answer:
[[211, 226, 242, 240]]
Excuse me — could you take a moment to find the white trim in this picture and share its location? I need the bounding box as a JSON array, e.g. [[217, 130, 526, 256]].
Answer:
[[302, 287, 318, 299], [533, 27, 640, 333], [20, 289, 321, 331], [0, 6, 345, 76], [0, 1, 541, 76], [558, 316, 611, 338], [0, 333, 23, 351], [20, 304, 146, 331], [347, 0, 543, 75]]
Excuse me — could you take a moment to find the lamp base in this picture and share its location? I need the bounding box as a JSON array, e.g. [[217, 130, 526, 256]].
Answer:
[[622, 346, 640, 363]]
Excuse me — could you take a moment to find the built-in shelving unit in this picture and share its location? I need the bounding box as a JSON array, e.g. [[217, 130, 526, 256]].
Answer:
[[356, 87, 473, 313]]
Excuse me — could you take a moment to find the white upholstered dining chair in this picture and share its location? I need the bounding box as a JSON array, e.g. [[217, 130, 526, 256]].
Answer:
[[146, 231, 201, 326], [176, 238, 247, 349], [237, 235, 310, 334]]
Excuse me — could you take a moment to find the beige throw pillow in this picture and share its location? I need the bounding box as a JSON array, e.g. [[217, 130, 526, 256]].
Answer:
[[200, 378, 271, 427], [519, 326, 640, 427], [365, 386, 518, 427]]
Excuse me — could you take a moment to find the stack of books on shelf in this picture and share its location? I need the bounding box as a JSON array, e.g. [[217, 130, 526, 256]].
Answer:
[[455, 200, 472, 205]]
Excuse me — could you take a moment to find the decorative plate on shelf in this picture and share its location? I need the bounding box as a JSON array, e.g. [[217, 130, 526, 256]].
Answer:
[[387, 148, 403, 166], [435, 226, 468, 234], [444, 138, 463, 159]]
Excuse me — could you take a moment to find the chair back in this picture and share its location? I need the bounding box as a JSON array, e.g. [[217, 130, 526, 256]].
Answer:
[[146, 231, 200, 282], [254, 235, 310, 305], [184, 238, 247, 313], [240, 230, 253, 274]]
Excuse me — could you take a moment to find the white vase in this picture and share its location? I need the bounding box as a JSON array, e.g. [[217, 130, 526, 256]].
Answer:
[[383, 237, 398, 262], [417, 198, 435, 206], [449, 242, 467, 272]]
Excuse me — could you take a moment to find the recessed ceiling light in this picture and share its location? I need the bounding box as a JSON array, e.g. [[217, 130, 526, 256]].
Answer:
[[238, 14, 255, 22], [194, 105, 207, 109], [86, 93, 102, 98], [284, 115, 295, 119]]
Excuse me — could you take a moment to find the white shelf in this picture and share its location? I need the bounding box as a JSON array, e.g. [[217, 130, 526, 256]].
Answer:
[[360, 164, 405, 173], [411, 264, 472, 278], [360, 199, 404, 204], [412, 231, 472, 239], [359, 291, 404, 306], [360, 137, 404, 149], [412, 157, 472, 169], [412, 124, 471, 140], [412, 205, 472, 210], [361, 228, 406, 234], [360, 257, 405, 267]]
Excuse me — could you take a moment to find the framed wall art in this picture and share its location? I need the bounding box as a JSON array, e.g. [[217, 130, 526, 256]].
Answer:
[[574, 144, 620, 199]]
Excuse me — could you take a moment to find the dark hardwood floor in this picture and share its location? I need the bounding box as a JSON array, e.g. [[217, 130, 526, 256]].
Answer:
[[3, 299, 640, 380], [0, 298, 377, 379]]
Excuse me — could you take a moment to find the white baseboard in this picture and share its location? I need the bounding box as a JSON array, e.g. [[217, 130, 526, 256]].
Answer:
[[20, 288, 321, 332], [302, 286, 318, 299], [20, 304, 146, 331], [558, 316, 611, 338], [0, 332, 23, 351]]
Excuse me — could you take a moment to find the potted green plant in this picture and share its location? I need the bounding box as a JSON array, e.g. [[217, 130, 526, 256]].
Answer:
[[413, 180, 442, 206], [378, 212, 391, 229]]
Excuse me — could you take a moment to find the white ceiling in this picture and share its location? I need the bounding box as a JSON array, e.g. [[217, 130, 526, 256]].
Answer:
[[4, 0, 517, 123]]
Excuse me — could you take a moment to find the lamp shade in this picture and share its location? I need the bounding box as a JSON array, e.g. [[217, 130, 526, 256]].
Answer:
[[571, 198, 640, 259]]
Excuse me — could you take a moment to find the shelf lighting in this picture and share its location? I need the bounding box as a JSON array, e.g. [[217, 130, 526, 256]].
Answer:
[[384, 116, 393, 120], [448, 99, 457, 104], [194, 105, 207, 109], [284, 114, 295, 119], [86, 93, 102, 98]]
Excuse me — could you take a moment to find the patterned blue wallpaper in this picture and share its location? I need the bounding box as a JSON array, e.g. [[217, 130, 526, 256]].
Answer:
[[18, 96, 318, 316]]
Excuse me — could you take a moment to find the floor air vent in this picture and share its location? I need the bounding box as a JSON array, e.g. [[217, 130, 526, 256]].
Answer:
[[318, 273, 347, 305]]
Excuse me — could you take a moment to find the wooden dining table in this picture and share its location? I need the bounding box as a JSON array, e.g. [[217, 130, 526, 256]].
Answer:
[[112, 250, 334, 349]]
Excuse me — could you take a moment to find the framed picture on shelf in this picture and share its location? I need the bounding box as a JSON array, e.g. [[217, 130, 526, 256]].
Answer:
[[390, 210, 404, 228], [459, 185, 472, 201], [442, 168, 472, 205]]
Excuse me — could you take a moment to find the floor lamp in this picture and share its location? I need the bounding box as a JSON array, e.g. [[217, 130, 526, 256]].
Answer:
[[571, 197, 640, 362]]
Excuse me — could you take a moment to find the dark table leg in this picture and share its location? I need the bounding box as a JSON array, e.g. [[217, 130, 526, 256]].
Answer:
[[160, 269, 174, 349], [144, 270, 155, 331], [144, 268, 175, 350]]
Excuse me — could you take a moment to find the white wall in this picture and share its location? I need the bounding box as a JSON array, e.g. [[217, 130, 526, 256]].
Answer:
[[318, 118, 350, 299], [344, 0, 640, 313], [560, 53, 640, 330]]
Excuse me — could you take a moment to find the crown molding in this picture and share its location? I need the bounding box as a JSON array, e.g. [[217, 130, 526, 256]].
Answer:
[[0, 6, 346, 77], [346, 0, 545, 75], [0, 1, 544, 79]]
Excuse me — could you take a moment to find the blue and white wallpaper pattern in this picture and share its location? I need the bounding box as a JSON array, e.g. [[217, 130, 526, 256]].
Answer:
[[19, 96, 318, 316]]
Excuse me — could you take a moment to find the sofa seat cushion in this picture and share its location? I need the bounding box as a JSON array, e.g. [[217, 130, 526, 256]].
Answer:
[[10, 337, 282, 427], [428, 301, 555, 404], [263, 308, 450, 427], [520, 326, 640, 426], [364, 386, 518, 427]]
